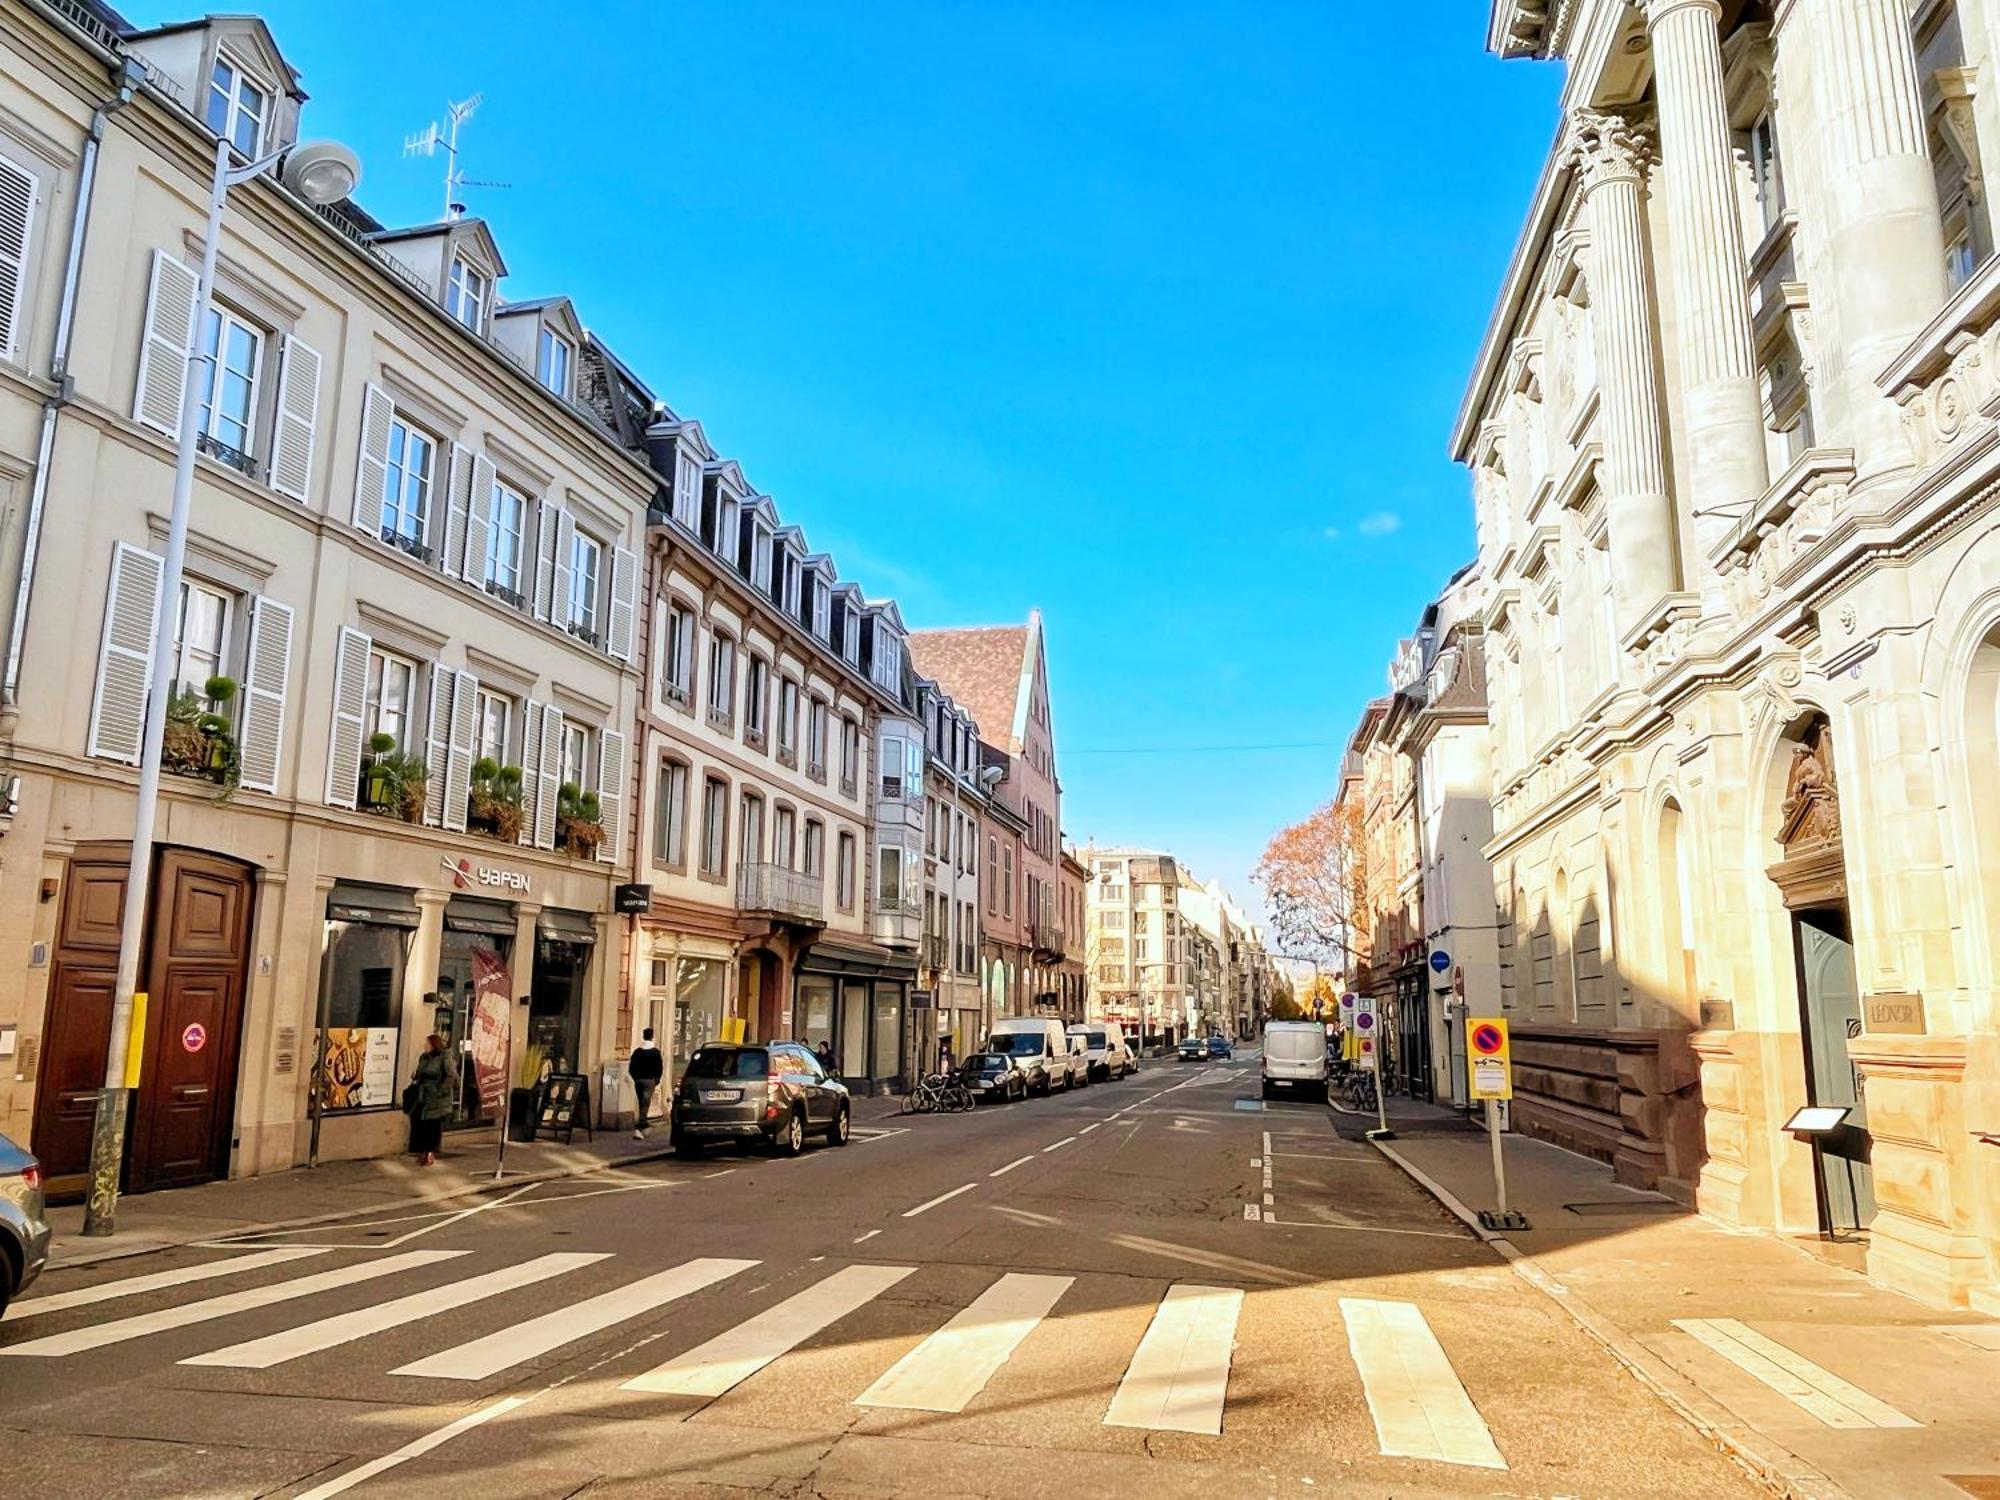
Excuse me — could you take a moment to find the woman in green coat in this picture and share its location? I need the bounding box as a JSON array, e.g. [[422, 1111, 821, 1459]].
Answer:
[[406, 1033, 452, 1165]]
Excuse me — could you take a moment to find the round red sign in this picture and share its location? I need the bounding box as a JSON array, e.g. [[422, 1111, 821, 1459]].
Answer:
[[1471, 1023, 1504, 1055], [181, 1022, 208, 1054]]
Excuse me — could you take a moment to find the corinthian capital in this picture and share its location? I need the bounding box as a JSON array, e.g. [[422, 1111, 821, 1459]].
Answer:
[[1565, 110, 1655, 192]]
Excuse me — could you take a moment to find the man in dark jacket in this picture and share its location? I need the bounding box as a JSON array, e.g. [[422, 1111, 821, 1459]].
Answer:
[[627, 1028, 665, 1139]]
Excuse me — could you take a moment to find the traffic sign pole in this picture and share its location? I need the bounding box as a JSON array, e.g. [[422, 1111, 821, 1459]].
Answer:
[[1466, 1017, 1528, 1231], [1486, 1097, 1508, 1218]]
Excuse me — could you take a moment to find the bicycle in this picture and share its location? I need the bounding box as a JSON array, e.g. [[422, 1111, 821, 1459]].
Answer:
[[901, 1070, 973, 1114], [1347, 1068, 1378, 1112]]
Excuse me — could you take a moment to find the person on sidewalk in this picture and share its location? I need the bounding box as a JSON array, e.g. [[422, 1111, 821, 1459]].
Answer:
[[628, 1028, 665, 1140], [814, 1039, 835, 1074], [405, 1034, 451, 1167]]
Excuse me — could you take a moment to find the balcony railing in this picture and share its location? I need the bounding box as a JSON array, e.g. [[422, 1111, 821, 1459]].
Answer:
[[196, 431, 259, 479], [736, 862, 824, 923], [380, 525, 433, 565], [923, 932, 949, 971], [875, 893, 923, 918], [1029, 919, 1066, 956]]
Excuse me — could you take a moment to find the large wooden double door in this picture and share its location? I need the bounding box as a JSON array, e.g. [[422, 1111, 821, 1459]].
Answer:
[[33, 846, 254, 1198]]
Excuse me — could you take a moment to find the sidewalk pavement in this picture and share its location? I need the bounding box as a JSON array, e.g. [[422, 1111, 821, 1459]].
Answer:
[[1347, 1093, 2000, 1500], [46, 1092, 912, 1272]]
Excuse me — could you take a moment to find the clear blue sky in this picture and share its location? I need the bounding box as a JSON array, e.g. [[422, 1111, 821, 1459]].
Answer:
[[153, 2, 1560, 923]]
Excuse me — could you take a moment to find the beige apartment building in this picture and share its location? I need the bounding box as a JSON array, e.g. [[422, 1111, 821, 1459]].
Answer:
[[916, 676, 986, 1064], [1466, 0, 2000, 1309], [0, 5, 647, 1190], [1082, 848, 1195, 1043]]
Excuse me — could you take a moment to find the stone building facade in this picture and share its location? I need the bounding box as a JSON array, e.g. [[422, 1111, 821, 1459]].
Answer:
[[1465, 0, 2000, 1310]]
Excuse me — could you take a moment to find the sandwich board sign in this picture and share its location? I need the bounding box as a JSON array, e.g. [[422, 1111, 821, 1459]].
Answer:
[[1467, 1017, 1512, 1100]]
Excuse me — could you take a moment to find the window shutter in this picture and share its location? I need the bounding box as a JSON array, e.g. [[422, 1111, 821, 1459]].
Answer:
[[596, 727, 626, 866], [0, 154, 37, 364], [552, 510, 577, 627], [422, 666, 450, 826], [532, 503, 561, 620], [464, 453, 497, 587], [86, 541, 164, 764], [324, 626, 371, 807], [442, 443, 472, 578], [518, 698, 543, 847], [133, 249, 198, 437], [444, 668, 477, 833], [268, 336, 321, 501], [608, 544, 637, 662], [535, 706, 564, 849], [238, 594, 293, 794], [353, 383, 394, 536]]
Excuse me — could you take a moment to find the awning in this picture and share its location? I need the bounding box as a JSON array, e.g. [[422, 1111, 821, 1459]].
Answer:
[[537, 908, 599, 945], [326, 881, 420, 929], [798, 936, 894, 978], [445, 895, 516, 936]]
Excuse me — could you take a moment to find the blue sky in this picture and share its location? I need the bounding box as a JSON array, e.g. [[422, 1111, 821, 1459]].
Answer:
[[160, 1, 1561, 923]]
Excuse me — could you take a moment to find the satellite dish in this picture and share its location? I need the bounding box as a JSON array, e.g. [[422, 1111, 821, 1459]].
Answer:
[[284, 139, 361, 205]]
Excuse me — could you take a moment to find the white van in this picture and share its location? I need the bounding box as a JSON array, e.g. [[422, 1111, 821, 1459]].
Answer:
[[1068, 1022, 1135, 1082], [988, 1018, 1078, 1095], [1262, 1020, 1329, 1100]]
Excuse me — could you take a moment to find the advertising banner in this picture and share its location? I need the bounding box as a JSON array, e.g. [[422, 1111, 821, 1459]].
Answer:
[[469, 947, 513, 1117], [318, 1027, 397, 1110]]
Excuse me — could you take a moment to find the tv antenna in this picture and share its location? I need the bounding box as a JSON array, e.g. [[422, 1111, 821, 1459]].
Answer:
[[403, 92, 509, 220]]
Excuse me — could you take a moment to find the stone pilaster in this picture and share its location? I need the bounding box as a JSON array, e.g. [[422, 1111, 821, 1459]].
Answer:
[[1646, 0, 1769, 566], [1567, 111, 1680, 639]]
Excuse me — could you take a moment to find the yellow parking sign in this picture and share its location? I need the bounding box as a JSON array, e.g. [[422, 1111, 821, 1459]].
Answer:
[[1466, 1017, 1512, 1101]]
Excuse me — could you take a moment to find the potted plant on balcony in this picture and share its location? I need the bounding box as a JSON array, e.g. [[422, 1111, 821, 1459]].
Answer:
[[468, 758, 525, 843], [361, 733, 427, 822], [196, 675, 240, 791], [555, 782, 604, 859], [161, 678, 240, 794]]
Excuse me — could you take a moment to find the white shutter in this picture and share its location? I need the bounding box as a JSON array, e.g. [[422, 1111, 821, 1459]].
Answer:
[[518, 698, 543, 847], [268, 336, 321, 501], [422, 666, 450, 826], [596, 727, 626, 866], [552, 510, 577, 628], [0, 154, 38, 364], [444, 668, 477, 833], [464, 453, 497, 587], [353, 382, 394, 536], [536, 705, 564, 850], [86, 542, 164, 764], [324, 626, 371, 807], [133, 249, 198, 437], [238, 595, 293, 793], [531, 503, 560, 620], [442, 443, 472, 578], [608, 544, 637, 662]]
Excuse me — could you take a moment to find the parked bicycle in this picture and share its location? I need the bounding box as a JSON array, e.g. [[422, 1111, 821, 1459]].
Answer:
[[901, 1069, 974, 1114], [1346, 1068, 1379, 1112]]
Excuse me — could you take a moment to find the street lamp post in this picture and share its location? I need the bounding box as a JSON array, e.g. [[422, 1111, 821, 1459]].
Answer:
[[83, 134, 359, 1237]]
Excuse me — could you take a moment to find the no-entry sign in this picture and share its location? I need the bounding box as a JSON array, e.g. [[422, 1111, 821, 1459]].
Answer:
[[1467, 1016, 1511, 1100]]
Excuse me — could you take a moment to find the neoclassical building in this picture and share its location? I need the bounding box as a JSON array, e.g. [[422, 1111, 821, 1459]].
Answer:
[[1462, 0, 2000, 1310]]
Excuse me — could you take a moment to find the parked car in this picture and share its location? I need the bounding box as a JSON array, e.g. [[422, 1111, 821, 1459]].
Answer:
[[0, 1131, 49, 1317], [1067, 1023, 1136, 1081], [1207, 1034, 1234, 1060], [1177, 1035, 1209, 1062], [671, 1042, 851, 1157], [959, 1051, 1029, 1103], [1262, 1020, 1330, 1100], [988, 1018, 1076, 1095]]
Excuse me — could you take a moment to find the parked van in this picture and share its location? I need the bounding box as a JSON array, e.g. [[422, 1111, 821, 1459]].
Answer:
[[1068, 1023, 1136, 1082], [1262, 1020, 1330, 1100], [988, 1018, 1077, 1095]]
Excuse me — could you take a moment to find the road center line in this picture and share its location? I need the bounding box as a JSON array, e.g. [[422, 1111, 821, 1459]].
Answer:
[[1078, 1122, 1101, 1134], [903, 1183, 978, 1217], [1042, 1137, 1076, 1153], [853, 1229, 882, 1244], [989, 1156, 1035, 1177]]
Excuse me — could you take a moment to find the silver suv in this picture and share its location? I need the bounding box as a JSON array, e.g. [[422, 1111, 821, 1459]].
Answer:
[[0, 1131, 49, 1316]]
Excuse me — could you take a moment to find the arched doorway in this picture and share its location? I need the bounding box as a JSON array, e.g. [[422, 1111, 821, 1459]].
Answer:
[[1764, 715, 1874, 1235]]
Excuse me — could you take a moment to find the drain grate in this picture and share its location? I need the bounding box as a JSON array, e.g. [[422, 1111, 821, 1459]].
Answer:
[[1562, 1199, 1682, 1217]]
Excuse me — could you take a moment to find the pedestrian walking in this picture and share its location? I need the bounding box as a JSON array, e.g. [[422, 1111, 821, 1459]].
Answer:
[[404, 1034, 451, 1167], [628, 1027, 664, 1139]]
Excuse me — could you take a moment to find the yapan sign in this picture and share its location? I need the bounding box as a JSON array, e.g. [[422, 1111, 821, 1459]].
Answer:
[[442, 856, 532, 895], [1862, 991, 1925, 1036]]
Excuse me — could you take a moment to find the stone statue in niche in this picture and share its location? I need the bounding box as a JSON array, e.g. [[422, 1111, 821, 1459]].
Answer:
[[1777, 721, 1840, 850]]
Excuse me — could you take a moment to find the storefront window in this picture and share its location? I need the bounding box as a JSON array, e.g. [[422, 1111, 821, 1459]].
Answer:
[[873, 986, 901, 1082], [799, 977, 835, 1057], [435, 918, 513, 1128], [673, 957, 726, 1073], [316, 918, 408, 1112], [529, 938, 589, 1081], [841, 981, 869, 1077]]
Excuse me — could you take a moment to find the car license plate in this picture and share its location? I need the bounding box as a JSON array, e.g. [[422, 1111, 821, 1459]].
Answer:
[[701, 1089, 742, 1103]]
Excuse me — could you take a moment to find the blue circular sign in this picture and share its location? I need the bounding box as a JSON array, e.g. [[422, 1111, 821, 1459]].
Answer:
[[1428, 950, 1451, 974]]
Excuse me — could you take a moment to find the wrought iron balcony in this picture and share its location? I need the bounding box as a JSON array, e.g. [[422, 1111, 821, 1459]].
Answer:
[[379, 525, 433, 565], [736, 861, 824, 924], [1029, 919, 1066, 958]]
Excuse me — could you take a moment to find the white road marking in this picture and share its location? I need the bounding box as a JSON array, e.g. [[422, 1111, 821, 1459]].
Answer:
[[0, 1251, 465, 1358], [855, 1272, 1072, 1412], [378, 1181, 543, 1247], [623, 1263, 917, 1397], [903, 1183, 978, 1217], [182, 1252, 607, 1369], [2, 1247, 326, 1322], [1341, 1297, 1506, 1470], [1079, 1123, 1102, 1135], [703, 1168, 737, 1179], [391, 1257, 758, 1381], [1104, 1283, 1243, 1434], [1243, 1204, 1261, 1221], [853, 1230, 882, 1244], [293, 1395, 528, 1500], [1672, 1318, 1920, 1429], [1042, 1137, 1076, 1153], [989, 1156, 1035, 1178]]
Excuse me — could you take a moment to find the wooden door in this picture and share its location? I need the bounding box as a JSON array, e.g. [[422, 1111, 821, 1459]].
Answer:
[[32, 853, 132, 1197]]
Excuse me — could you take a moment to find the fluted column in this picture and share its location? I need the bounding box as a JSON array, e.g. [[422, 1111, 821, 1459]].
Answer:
[[1568, 111, 1679, 639], [1797, 0, 1948, 493], [1647, 0, 1768, 557]]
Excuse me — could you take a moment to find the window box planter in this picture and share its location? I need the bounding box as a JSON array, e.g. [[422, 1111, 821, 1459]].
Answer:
[[161, 677, 240, 794], [467, 759, 526, 843], [361, 732, 428, 823], [555, 782, 604, 860]]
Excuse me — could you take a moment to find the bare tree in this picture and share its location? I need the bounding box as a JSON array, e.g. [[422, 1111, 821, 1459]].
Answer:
[[1252, 798, 1368, 977]]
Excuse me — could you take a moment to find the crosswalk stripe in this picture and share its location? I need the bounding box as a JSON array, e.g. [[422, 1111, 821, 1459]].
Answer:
[[622, 1263, 918, 1397], [1, 1247, 327, 1323], [0, 1250, 465, 1359], [855, 1272, 1072, 1412], [1340, 1297, 1505, 1470], [181, 1252, 609, 1370], [390, 1257, 758, 1381], [1103, 1283, 1242, 1434], [1672, 1318, 1920, 1429]]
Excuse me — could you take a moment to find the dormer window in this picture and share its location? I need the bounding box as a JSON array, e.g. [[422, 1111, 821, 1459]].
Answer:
[[811, 579, 830, 641], [446, 256, 489, 331], [714, 494, 739, 563], [783, 553, 802, 618], [751, 523, 773, 592], [206, 54, 268, 157], [536, 327, 572, 397]]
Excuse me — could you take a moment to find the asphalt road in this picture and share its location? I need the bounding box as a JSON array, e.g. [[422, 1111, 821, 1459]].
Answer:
[[0, 1052, 1762, 1499]]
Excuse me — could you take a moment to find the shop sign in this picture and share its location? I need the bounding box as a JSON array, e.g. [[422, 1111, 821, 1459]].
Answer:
[[614, 883, 653, 914], [181, 1022, 207, 1053], [317, 1027, 398, 1110], [1862, 991, 1925, 1035], [911, 990, 934, 1009], [469, 948, 513, 1116], [442, 855, 532, 895]]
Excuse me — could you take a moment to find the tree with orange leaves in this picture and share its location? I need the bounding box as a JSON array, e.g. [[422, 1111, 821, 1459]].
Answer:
[[1252, 797, 1368, 975]]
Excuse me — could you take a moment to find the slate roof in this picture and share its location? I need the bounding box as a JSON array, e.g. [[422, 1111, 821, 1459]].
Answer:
[[908, 625, 1029, 752]]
